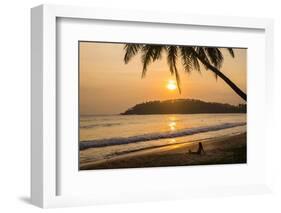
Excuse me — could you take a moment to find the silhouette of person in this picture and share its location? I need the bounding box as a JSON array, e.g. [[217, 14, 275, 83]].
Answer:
[[197, 142, 205, 155], [189, 142, 205, 155]]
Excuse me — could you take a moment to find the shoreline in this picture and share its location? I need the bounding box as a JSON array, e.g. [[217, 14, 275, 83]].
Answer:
[[80, 132, 246, 170]]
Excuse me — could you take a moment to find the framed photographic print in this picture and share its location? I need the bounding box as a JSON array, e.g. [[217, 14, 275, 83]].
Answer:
[[79, 41, 247, 170], [31, 4, 274, 208]]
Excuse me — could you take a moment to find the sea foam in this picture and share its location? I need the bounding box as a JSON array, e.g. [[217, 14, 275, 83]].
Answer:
[[80, 122, 246, 150]]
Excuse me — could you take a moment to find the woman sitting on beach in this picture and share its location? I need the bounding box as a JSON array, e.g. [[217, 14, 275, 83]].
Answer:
[[189, 142, 205, 155]]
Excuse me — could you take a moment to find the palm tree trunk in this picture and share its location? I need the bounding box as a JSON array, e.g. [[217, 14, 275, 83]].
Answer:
[[193, 51, 247, 101]]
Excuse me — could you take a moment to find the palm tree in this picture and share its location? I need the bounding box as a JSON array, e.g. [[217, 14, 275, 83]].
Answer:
[[123, 44, 247, 101]]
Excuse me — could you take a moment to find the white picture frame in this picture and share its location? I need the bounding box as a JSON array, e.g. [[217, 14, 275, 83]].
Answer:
[[31, 4, 274, 208]]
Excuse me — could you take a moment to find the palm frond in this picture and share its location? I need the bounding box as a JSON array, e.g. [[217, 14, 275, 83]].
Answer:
[[124, 44, 142, 64], [166, 46, 181, 93], [205, 48, 223, 68], [189, 47, 201, 72], [141, 45, 156, 78], [227, 48, 235, 57], [194, 47, 218, 80], [122, 44, 246, 101], [136, 45, 165, 78], [191, 56, 201, 72], [166, 46, 178, 75], [151, 45, 164, 61], [179, 47, 193, 73], [197, 47, 211, 69], [174, 66, 182, 94]]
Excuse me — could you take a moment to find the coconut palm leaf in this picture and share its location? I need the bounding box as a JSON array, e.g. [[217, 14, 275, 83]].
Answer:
[[179, 47, 193, 74], [124, 44, 142, 64], [205, 48, 223, 68], [166, 46, 181, 93], [166, 46, 178, 75], [123, 43, 247, 101], [141, 45, 155, 77], [227, 48, 235, 57], [140, 45, 165, 78]]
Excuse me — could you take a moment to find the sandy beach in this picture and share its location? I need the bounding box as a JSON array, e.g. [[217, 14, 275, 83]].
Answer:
[[80, 133, 246, 170]]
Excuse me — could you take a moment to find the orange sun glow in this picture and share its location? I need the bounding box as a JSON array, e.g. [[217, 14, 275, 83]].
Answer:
[[166, 80, 177, 91]]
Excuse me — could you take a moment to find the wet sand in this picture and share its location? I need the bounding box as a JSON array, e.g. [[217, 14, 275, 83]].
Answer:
[[80, 133, 246, 170]]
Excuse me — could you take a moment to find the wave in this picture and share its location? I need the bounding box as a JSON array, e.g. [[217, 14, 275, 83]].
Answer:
[[80, 122, 246, 150], [80, 122, 121, 129]]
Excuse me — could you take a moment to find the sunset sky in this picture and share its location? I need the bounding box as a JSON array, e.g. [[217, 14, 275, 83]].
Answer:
[[79, 42, 247, 115]]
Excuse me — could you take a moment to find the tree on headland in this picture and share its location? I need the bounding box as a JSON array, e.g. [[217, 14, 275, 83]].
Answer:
[[121, 99, 246, 115], [123, 44, 247, 101]]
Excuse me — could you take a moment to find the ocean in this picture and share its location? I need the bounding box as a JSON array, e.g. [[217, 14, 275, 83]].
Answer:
[[79, 114, 246, 164]]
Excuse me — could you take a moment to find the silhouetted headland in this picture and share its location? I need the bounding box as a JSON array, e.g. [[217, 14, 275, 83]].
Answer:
[[121, 99, 246, 115]]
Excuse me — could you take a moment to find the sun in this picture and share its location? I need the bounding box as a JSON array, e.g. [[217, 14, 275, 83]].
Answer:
[[166, 80, 177, 91]]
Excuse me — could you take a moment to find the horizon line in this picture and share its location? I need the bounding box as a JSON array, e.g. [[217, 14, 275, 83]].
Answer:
[[80, 98, 246, 116]]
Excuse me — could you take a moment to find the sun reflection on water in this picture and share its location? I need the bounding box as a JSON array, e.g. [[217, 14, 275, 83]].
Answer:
[[168, 116, 178, 131], [168, 121, 177, 131], [170, 138, 176, 143]]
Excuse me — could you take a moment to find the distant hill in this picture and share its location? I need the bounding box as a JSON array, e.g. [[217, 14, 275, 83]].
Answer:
[[121, 99, 246, 115]]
